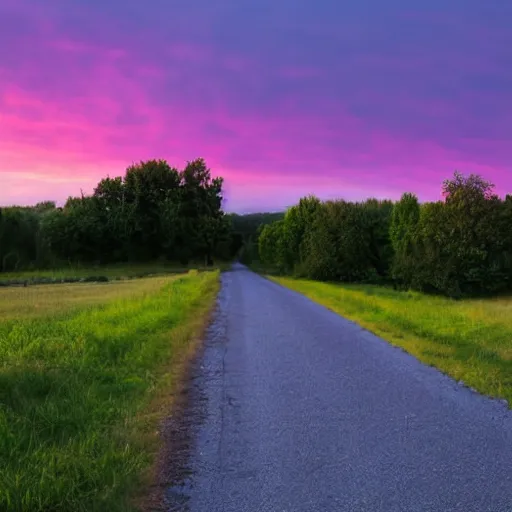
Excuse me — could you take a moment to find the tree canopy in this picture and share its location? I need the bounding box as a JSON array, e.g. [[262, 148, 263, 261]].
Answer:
[[1, 158, 237, 270], [258, 171, 512, 297]]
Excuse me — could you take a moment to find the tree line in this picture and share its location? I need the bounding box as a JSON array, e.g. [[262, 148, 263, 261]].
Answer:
[[0, 158, 244, 271], [258, 172, 512, 297], [226, 212, 285, 264]]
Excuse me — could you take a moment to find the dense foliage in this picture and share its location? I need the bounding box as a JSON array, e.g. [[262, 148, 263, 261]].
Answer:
[[0, 159, 242, 270], [259, 195, 393, 281], [227, 211, 285, 263], [259, 172, 512, 297], [0, 203, 55, 271]]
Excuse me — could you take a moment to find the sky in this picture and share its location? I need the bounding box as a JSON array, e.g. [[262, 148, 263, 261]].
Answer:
[[1, 1, 511, 212]]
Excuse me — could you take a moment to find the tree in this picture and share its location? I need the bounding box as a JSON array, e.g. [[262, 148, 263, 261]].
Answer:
[[259, 220, 288, 272], [40, 158, 229, 267], [402, 172, 511, 296], [0, 207, 41, 271], [123, 160, 181, 260], [439, 171, 507, 295], [283, 195, 322, 274], [390, 193, 420, 288], [227, 212, 285, 263], [442, 171, 496, 202], [176, 158, 225, 265]]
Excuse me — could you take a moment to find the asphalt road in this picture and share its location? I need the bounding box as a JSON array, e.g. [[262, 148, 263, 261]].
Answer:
[[164, 264, 512, 512]]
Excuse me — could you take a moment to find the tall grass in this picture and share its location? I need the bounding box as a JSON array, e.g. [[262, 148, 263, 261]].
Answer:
[[271, 277, 512, 407], [0, 271, 219, 511]]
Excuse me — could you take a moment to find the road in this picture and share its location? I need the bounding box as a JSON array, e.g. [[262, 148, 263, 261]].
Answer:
[[163, 264, 512, 512]]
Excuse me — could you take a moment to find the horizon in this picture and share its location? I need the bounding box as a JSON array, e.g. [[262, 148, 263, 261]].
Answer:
[[1, 161, 509, 215], [1, 1, 511, 212]]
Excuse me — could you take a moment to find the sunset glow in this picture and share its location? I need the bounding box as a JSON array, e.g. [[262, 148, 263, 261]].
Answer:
[[1, 1, 511, 211]]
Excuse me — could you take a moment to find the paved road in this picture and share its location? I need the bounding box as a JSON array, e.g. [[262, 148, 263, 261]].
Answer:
[[164, 265, 512, 512]]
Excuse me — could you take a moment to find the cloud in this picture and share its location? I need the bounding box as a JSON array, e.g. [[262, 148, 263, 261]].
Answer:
[[0, 0, 511, 210]]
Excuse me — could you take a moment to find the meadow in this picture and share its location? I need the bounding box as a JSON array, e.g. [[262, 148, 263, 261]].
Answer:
[[271, 276, 512, 407], [0, 270, 219, 511], [0, 262, 219, 286]]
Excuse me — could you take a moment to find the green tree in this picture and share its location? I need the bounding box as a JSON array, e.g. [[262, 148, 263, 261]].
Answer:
[[227, 212, 285, 264], [299, 199, 392, 282], [176, 158, 225, 265], [259, 220, 288, 272], [0, 207, 41, 271], [123, 160, 181, 260], [283, 195, 322, 274], [406, 172, 511, 296], [390, 193, 420, 288], [440, 172, 508, 295]]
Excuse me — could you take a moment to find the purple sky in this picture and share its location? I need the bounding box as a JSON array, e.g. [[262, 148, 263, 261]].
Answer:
[[1, 0, 511, 212]]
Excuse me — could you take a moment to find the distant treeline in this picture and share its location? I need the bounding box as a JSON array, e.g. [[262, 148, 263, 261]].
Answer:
[[259, 172, 512, 297], [0, 158, 250, 271], [227, 211, 285, 264]]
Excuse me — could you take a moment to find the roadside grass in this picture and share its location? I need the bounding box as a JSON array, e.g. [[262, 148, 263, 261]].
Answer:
[[0, 270, 220, 511], [270, 277, 512, 407]]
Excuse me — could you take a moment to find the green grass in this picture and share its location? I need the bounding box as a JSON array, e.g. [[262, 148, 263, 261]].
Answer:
[[0, 270, 220, 511], [0, 262, 224, 283], [270, 276, 512, 407], [0, 278, 173, 321]]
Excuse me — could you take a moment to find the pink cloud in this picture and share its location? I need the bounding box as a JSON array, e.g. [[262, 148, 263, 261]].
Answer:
[[1, 1, 511, 211], [1, 71, 509, 210]]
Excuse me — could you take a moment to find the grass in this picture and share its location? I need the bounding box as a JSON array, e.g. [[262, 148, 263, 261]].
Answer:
[[0, 278, 172, 321], [0, 270, 220, 511], [270, 276, 512, 407], [0, 262, 222, 284]]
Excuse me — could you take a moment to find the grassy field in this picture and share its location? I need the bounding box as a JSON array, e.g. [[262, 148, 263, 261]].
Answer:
[[0, 270, 220, 511], [0, 278, 171, 320], [271, 277, 512, 407], [0, 262, 221, 284]]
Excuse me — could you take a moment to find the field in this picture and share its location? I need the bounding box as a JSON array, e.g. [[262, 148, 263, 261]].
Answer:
[[0, 262, 223, 286], [0, 270, 220, 511], [271, 277, 512, 407]]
